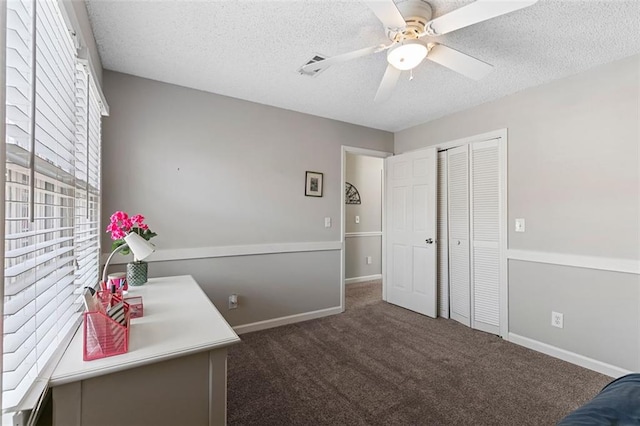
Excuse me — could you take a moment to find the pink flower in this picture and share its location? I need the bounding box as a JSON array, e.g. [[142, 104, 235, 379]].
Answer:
[[107, 210, 156, 244], [110, 211, 128, 223], [131, 214, 145, 225], [121, 219, 133, 232], [111, 228, 126, 240]]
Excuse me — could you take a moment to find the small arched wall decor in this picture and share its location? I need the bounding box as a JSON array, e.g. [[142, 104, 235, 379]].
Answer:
[[345, 182, 361, 205]]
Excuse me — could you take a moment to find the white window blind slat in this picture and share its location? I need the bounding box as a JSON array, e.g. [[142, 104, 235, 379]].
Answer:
[[5, 270, 75, 318], [4, 226, 73, 241], [2, 334, 36, 372], [2, 351, 36, 391], [5, 262, 75, 297], [4, 246, 75, 278], [4, 236, 74, 258]]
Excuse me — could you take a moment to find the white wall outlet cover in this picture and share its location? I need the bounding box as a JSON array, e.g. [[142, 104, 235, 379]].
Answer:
[[366, 256, 372, 264], [551, 311, 563, 328], [229, 294, 238, 309], [515, 218, 526, 232], [355, 215, 360, 224], [324, 217, 331, 228]]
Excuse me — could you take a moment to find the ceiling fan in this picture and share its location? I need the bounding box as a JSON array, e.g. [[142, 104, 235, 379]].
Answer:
[[299, 0, 539, 102]]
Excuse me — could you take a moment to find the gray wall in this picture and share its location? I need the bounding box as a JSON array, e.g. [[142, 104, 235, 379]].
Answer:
[[345, 153, 383, 280], [509, 261, 639, 370], [395, 54, 640, 371], [102, 71, 393, 326]]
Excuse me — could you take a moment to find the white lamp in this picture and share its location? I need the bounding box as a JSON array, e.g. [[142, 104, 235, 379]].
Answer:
[[387, 40, 428, 71], [101, 232, 156, 285]]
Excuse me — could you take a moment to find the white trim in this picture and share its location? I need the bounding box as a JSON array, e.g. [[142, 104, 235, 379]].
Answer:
[[345, 274, 383, 285], [432, 129, 508, 152], [508, 333, 632, 378], [233, 306, 343, 335], [507, 249, 640, 275], [345, 231, 382, 238], [382, 162, 388, 302], [342, 147, 393, 158], [341, 146, 393, 313], [499, 132, 508, 338], [103, 241, 342, 265]]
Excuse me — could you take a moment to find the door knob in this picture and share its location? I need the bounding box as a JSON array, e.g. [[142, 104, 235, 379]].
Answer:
[[425, 238, 434, 244]]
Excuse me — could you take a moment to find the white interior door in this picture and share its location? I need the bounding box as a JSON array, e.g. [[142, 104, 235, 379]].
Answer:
[[471, 139, 501, 335], [385, 148, 437, 318], [447, 145, 471, 327]]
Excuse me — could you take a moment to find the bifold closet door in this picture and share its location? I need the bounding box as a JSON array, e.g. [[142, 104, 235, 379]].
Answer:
[[447, 145, 470, 327], [437, 151, 449, 318], [470, 140, 501, 334]]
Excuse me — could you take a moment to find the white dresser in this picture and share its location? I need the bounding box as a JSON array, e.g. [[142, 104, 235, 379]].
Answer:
[[50, 275, 240, 426]]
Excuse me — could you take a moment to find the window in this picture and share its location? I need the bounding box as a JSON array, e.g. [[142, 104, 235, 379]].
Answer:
[[3, 0, 103, 410]]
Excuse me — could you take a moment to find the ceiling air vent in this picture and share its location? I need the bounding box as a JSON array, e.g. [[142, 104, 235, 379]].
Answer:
[[297, 54, 328, 77]]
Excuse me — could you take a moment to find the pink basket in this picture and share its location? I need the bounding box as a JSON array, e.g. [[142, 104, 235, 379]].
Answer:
[[83, 303, 130, 361]]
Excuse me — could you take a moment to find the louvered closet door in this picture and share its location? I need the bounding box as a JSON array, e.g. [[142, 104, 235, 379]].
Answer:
[[437, 151, 449, 318], [471, 140, 501, 334], [447, 145, 470, 327]]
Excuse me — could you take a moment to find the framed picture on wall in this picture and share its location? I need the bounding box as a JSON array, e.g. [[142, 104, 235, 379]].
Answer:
[[305, 171, 323, 197]]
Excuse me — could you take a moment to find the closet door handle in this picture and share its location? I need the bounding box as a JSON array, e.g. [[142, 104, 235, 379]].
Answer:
[[425, 238, 434, 244]]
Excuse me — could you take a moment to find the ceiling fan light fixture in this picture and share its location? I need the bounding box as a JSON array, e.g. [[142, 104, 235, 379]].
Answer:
[[387, 40, 428, 71]]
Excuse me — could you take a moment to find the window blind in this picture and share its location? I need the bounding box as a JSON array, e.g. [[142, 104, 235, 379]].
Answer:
[[3, 0, 102, 410]]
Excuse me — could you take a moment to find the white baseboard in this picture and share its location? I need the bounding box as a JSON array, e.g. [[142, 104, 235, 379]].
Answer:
[[508, 333, 632, 378], [233, 306, 342, 335], [345, 274, 382, 285]]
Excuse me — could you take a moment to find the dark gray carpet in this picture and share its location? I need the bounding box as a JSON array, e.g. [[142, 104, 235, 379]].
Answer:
[[228, 280, 610, 425]]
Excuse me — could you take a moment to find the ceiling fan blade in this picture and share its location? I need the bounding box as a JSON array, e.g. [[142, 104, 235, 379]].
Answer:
[[300, 44, 391, 74], [364, 0, 407, 30], [427, 43, 493, 80], [424, 0, 538, 36], [374, 64, 402, 102]]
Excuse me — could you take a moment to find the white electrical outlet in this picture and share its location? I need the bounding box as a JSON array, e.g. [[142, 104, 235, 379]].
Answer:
[[229, 294, 238, 310], [366, 256, 372, 265], [324, 217, 331, 228], [515, 218, 526, 232], [355, 215, 360, 224], [551, 311, 563, 328]]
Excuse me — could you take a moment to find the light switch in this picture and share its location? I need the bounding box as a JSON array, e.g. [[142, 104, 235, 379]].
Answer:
[[355, 215, 360, 224], [324, 217, 331, 228], [515, 218, 525, 233]]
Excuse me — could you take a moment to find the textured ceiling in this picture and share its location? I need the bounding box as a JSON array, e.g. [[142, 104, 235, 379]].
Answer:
[[86, 0, 640, 132]]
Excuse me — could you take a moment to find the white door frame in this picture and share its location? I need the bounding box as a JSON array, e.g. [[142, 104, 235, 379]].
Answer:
[[404, 128, 508, 338], [340, 146, 393, 312]]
